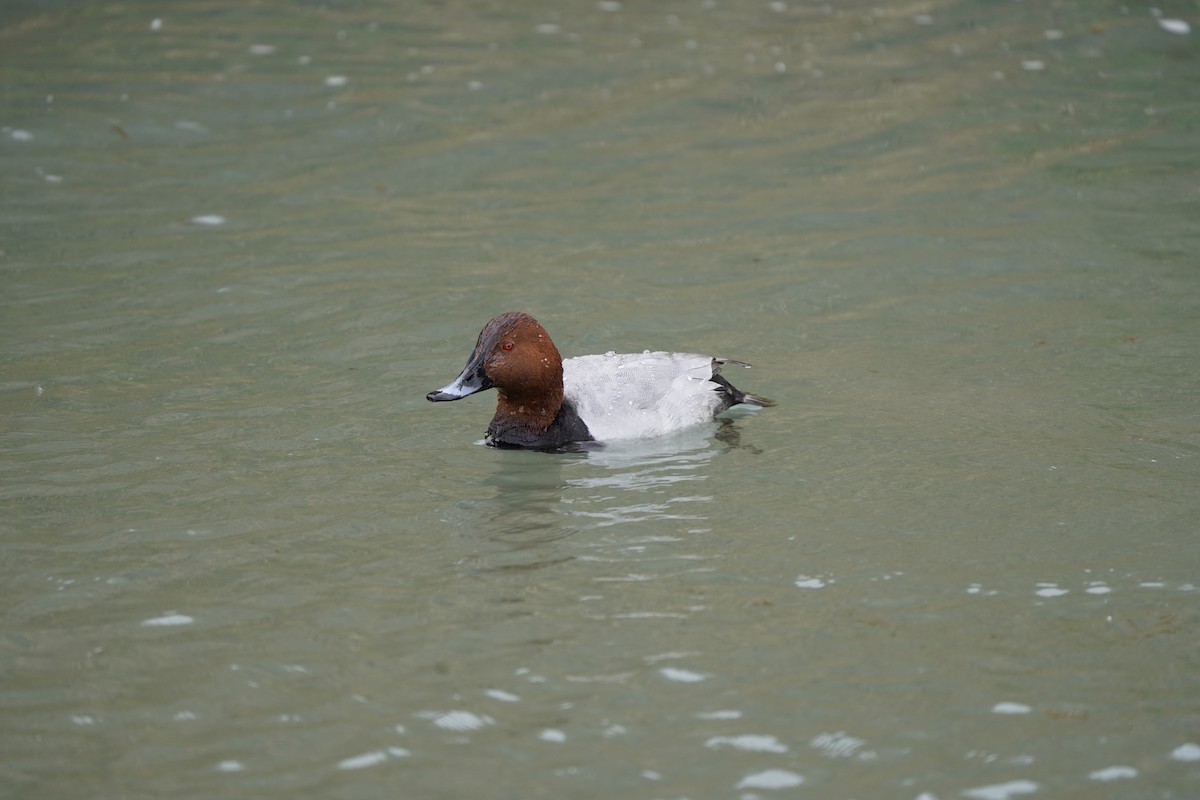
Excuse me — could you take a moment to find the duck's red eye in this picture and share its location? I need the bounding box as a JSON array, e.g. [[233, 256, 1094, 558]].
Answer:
[[502, 341, 514, 351]]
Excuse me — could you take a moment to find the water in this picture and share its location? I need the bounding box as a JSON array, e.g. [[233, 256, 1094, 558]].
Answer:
[[2, 1, 1198, 797]]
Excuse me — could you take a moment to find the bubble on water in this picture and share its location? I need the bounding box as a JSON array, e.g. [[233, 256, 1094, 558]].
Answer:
[[811, 731, 867, 758], [736, 769, 805, 789], [338, 751, 387, 770], [485, 689, 520, 702], [659, 666, 707, 683], [705, 734, 787, 753], [1158, 18, 1190, 35], [190, 215, 226, 226], [696, 709, 742, 720], [325, 75, 348, 87], [1172, 742, 1200, 761], [141, 612, 194, 627], [248, 44, 276, 55], [416, 709, 495, 731], [1089, 765, 1138, 781], [992, 702, 1032, 714], [10, 129, 34, 141], [795, 574, 828, 588], [539, 729, 566, 743], [962, 780, 1039, 800]]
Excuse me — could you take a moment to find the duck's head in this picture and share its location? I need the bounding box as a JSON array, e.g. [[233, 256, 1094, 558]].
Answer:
[[426, 311, 564, 412]]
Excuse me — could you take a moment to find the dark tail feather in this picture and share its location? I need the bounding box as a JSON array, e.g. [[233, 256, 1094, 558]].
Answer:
[[737, 390, 777, 408], [710, 370, 777, 409]]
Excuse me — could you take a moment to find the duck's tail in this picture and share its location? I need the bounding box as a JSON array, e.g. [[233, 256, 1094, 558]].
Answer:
[[710, 359, 777, 408], [737, 390, 777, 408]]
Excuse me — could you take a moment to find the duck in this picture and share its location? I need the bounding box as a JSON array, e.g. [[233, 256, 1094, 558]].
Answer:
[[426, 311, 775, 449]]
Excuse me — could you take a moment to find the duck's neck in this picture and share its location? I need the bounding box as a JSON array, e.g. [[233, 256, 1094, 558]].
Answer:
[[492, 385, 564, 436]]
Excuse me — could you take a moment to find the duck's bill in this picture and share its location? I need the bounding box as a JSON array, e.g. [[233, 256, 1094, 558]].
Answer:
[[426, 353, 492, 402]]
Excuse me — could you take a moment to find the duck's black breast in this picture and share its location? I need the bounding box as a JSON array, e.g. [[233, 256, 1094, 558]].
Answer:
[[485, 400, 595, 450]]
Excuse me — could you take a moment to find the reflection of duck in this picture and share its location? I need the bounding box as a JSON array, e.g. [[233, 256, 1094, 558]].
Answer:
[[427, 312, 775, 449]]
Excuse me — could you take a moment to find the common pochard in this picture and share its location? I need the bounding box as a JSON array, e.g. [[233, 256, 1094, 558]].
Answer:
[[426, 312, 775, 449]]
